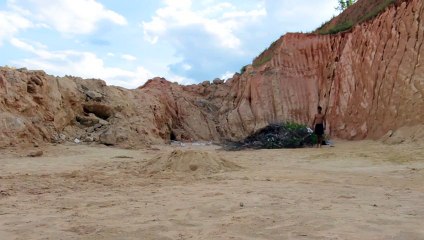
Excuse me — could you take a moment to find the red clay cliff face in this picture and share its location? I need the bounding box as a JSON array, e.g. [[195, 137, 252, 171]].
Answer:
[[0, 0, 423, 147], [219, 0, 423, 140]]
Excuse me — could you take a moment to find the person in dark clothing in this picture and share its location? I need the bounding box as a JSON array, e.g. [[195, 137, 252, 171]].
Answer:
[[312, 106, 326, 148]]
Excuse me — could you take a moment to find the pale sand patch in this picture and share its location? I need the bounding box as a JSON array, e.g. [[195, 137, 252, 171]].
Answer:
[[0, 140, 423, 239], [142, 150, 241, 175]]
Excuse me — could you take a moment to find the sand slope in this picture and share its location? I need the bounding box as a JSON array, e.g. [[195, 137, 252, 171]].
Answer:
[[142, 150, 241, 175], [0, 141, 424, 239]]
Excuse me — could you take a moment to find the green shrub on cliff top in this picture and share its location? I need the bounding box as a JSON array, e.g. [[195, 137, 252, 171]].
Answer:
[[317, 0, 396, 35]]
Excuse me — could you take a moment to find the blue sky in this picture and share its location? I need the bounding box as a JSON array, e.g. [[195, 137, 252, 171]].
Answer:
[[0, 0, 338, 88]]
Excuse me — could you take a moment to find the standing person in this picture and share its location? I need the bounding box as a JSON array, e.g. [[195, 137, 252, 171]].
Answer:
[[312, 106, 326, 148]]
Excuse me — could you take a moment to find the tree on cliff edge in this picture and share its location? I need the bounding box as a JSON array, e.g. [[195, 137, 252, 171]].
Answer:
[[336, 0, 357, 11]]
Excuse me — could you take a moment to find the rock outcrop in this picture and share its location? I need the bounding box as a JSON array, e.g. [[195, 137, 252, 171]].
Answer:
[[218, 0, 424, 140], [0, 69, 231, 147], [0, 0, 423, 147]]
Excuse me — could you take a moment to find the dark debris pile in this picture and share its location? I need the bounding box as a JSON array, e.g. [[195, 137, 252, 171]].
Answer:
[[223, 123, 314, 151]]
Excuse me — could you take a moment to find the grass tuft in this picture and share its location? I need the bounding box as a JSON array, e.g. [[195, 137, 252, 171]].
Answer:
[[316, 0, 397, 35]]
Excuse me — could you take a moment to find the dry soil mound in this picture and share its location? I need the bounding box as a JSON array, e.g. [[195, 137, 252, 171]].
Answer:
[[382, 125, 424, 145], [142, 150, 241, 175]]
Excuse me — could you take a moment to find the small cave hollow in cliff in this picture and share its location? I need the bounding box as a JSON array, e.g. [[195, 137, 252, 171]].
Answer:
[[170, 131, 177, 141], [82, 103, 113, 120]]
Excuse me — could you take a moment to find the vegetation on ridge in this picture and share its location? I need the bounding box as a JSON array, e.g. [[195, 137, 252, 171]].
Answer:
[[336, 0, 357, 11], [242, 0, 399, 71], [251, 37, 283, 68], [316, 0, 397, 34]]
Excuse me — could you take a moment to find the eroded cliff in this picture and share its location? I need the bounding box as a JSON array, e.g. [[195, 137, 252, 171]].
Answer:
[[0, 69, 232, 147], [0, 0, 423, 147], [219, 0, 424, 140]]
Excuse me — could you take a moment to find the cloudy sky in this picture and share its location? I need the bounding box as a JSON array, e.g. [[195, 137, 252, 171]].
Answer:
[[0, 0, 338, 88]]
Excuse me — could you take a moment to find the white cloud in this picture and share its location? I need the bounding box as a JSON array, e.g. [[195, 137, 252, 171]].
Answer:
[[263, 0, 337, 31], [141, 0, 338, 82], [0, 11, 32, 45], [221, 71, 235, 80], [121, 54, 137, 61], [163, 72, 194, 85], [182, 64, 192, 71], [7, 0, 127, 35], [10, 38, 67, 60], [10, 38, 151, 88], [141, 0, 269, 81], [142, 0, 266, 49], [9, 38, 193, 88], [2, 0, 340, 87]]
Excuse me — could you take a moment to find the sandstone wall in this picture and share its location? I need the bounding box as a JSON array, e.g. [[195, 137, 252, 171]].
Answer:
[[0, 0, 423, 147], [218, 0, 424, 140]]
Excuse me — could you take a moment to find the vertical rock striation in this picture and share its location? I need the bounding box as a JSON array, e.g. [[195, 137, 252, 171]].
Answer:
[[219, 0, 424, 140], [0, 0, 423, 147]]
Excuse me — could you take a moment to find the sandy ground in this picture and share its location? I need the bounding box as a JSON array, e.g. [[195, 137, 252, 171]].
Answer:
[[1, 140, 424, 240]]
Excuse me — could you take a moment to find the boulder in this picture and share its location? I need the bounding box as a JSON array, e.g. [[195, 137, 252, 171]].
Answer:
[[212, 78, 224, 84], [76, 115, 100, 127], [85, 90, 103, 101], [83, 103, 113, 120]]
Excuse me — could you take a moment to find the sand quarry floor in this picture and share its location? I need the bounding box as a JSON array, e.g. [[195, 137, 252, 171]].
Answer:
[[1, 140, 424, 240]]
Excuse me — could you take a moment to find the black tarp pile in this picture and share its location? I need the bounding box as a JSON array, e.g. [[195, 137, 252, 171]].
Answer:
[[224, 123, 315, 151]]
